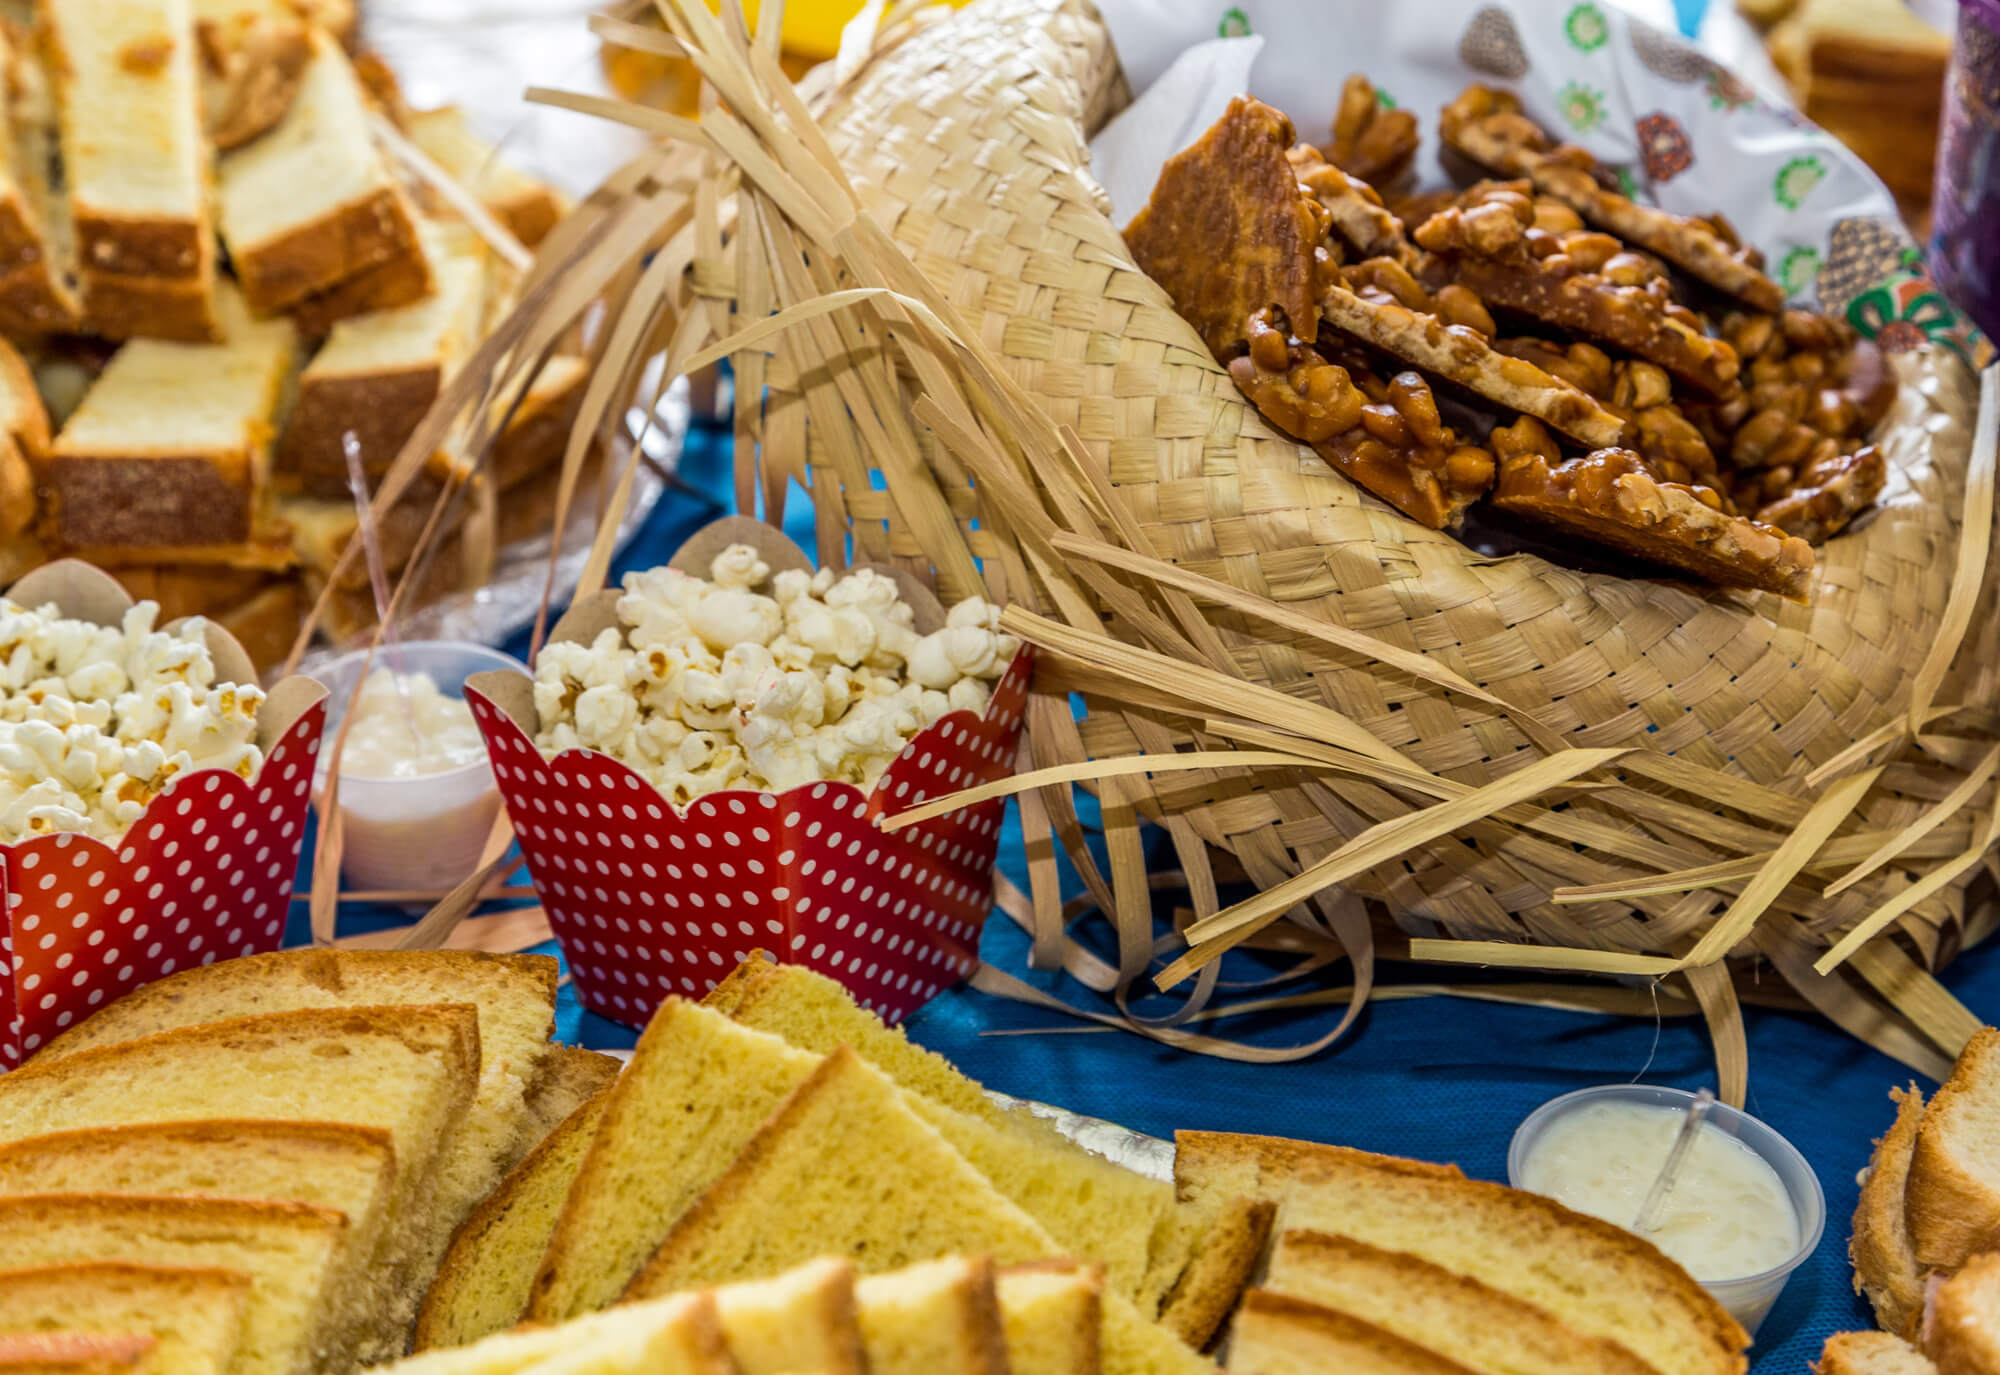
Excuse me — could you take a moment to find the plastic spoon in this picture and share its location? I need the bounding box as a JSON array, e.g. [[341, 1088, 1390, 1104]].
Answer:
[[343, 430, 420, 741], [1633, 1086, 1715, 1236]]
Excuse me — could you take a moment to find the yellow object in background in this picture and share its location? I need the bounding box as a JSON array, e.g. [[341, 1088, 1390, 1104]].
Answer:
[[601, 0, 973, 112]]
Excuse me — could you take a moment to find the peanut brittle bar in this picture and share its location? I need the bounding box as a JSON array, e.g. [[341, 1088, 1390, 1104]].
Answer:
[[1231, 308, 1495, 529], [1415, 184, 1743, 398], [1490, 417, 1814, 600], [1325, 75, 1419, 190], [1439, 85, 1783, 313], [1287, 143, 1412, 263], [1125, 96, 1326, 360]]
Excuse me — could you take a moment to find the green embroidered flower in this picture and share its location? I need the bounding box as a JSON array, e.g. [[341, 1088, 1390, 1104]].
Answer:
[[1847, 282, 1980, 365], [1564, 2, 1609, 52], [1614, 165, 1639, 200], [1556, 82, 1608, 133], [1705, 66, 1754, 111], [1778, 246, 1821, 298], [1773, 154, 1826, 210], [1217, 6, 1251, 37], [1376, 87, 1398, 110]]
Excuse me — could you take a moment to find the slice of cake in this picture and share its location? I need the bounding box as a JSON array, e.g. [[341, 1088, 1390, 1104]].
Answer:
[[416, 1093, 612, 1350], [714, 1257, 865, 1375], [41, 0, 218, 339], [217, 30, 430, 315], [191, 0, 312, 150], [276, 230, 486, 490], [369, 1293, 729, 1375], [1927, 1252, 2000, 1375], [405, 106, 567, 248], [1909, 1029, 2000, 1271], [1854, 1086, 1927, 1337], [0, 1263, 251, 1375], [624, 1049, 1215, 1375], [0, 1005, 479, 1356], [1154, 1198, 1273, 1350], [0, 1333, 155, 1375], [1263, 1230, 1663, 1375], [0, 1196, 346, 1375], [1225, 1290, 1478, 1375], [856, 1257, 1007, 1375], [527, 1001, 822, 1322], [1174, 1132, 1745, 1375], [0, 22, 79, 337], [36, 949, 561, 1270], [997, 1262, 1103, 1375], [0, 1123, 394, 1363], [485, 355, 588, 493], [1819, 1332, 1938, 1375], [42, 283, 295, 549]]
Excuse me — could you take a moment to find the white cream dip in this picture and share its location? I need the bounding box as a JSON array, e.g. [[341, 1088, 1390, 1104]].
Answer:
[[339, 669, 487, 780], [1517, 1099, 1800, 1281]]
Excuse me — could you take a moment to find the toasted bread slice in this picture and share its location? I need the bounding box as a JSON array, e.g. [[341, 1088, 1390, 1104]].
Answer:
[[2, 1005, 479, 1357], [1155, 1198, 1272, 1351], [1226, 1290, 1479, 1375], [1265, 1230, 1665, 1375], [405, 106, 567, 248], [0, 22, 78, 337], [36, 949, 560, 1263], [1819, 1331, 1938, 1375], [43, 283, 294, 548], [1910, 1029, 2000, 1271], [528, 1001, 822, 1323], [0, 1262, 249, 1375], [856, 1257, 1007, 1375], [416, 1091, 612, 1351], [997, 1262, 1103, 1375], [625, 1048, 1214, 1375], [1854, 1086, 1928, 1337], [1927, 1252, 2000, 1375], [0, 1333, 155, 1375], [0, 1123, 393, 1364], [369, 1292, 731, 1375], [217, 31, 429, 314], [713, 1257, 866, 1375], [0, 1196, 344, 1375], [1174, 1132, 1745, 1375]]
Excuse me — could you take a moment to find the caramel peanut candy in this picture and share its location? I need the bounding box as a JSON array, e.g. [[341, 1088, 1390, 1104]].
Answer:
[[1419, 188, 1742, 399], [1699, 310, 1898, 467], [1231, 311, 1495, 529], [1327, 74, 1420, 190], [1126, 97, 1327, 360], [1317, 278, 1627, 449], [1490, 418, 1814, 600], [1440, 84, 1784, 312], [1748, 444, 1887, 543], [1288, 143, 1413, 264]]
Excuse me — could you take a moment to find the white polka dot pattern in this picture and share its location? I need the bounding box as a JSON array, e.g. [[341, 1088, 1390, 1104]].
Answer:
[[0, 699, 327, 1069], [470, 648, 1033, 1029]]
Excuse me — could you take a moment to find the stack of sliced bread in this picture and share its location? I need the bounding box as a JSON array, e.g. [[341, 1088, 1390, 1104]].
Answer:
[[382, 1254, 1101, 1375], [1822, 1026, 2000, 1375], [413, 954, 1255, 1375], [0, 0, 587, 664], [0, 950, 622, 1375]]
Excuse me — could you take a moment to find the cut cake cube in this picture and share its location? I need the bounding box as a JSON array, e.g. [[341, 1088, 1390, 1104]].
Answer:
[[0, 22, 79, 337], [218, 29, 431, 315], [997, 1262, 1103, 1375], [43, 282, 295, 549]]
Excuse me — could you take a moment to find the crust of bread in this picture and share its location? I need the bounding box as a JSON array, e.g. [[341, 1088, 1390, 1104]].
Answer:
[[58, 533, 297, 571], [285, 244, 435, 337], [1926, 1253, 2000, 1375], [75, 213, 204, 282], [1910, 1029, 2000, 1270], [276, 364, 442, 479], [1231, 1289, 1484, 1375], [1157, 1197, 1272, 1351], [235, 185, 429, 316], [0, 1332, 156, 1373], [0, 256, 80, 337], [45, 455, 253, 547], [1816, 1330, 1938, 1375], [79, 270, 220, 343], [1853, 1085, 1927, 1338]]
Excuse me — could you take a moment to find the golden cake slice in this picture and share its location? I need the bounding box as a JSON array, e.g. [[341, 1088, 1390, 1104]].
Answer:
[[713, 1258, 867, 1375], [0, 1263, 249, 1375], [1852, 1086, 1926, 1338], [0, 21, 80, 337], [997, 1263, 1103, 1375], [856, 1257, 1007, 1375], [368, 1292, 730, 1375], [1123, 96, 1325, 360], [1226, 1290, 1476, 1375], [1817, 1331, 1938, 1375]]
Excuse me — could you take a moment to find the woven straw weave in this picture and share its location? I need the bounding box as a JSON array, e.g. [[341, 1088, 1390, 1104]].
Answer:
[[761, 0, 1996, 971]]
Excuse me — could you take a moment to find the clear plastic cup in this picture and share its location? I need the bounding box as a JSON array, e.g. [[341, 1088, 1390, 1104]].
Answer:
[[1507, 1084, 1824, 1339], [311, 641, 529, 896]]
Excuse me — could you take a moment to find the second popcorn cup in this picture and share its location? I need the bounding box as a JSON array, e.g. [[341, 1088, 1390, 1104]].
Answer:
[[466, 518, 1031, 1028]]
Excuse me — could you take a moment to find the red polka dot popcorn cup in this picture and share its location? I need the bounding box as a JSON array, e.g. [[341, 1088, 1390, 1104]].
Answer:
[[463, 517, 1031, 1030], [0, 561, 327, 1067]]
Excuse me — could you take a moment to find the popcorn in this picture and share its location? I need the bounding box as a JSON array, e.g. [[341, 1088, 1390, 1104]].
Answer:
[[0, 598, 267, 844], [533, 545, 1015, 803]]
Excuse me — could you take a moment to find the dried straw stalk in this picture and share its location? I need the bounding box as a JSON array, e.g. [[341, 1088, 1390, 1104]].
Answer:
[[395, 0, 1999, 1088]]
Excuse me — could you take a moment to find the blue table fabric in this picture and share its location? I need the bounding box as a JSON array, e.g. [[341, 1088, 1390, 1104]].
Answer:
[[302, 406, 1994, 1375]]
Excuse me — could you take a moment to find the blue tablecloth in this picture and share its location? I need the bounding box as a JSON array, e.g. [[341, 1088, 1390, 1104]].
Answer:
[[308, 413, 1995, 1374]]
